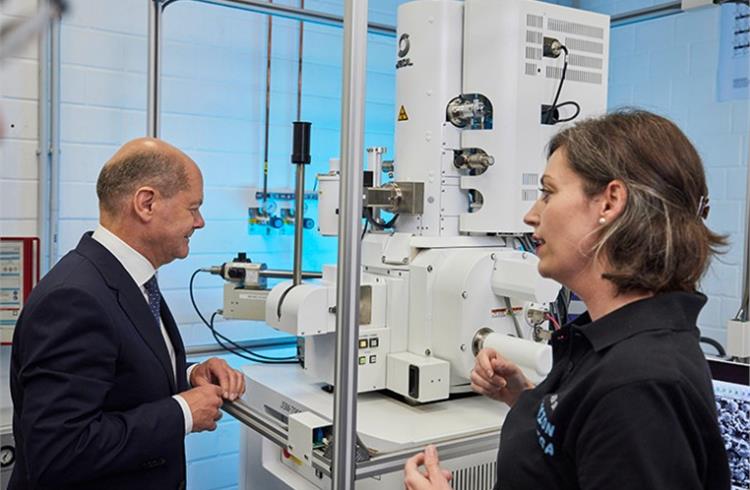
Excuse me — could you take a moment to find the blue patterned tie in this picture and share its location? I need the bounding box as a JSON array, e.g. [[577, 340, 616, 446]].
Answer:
[[143, 275, 161, 327]]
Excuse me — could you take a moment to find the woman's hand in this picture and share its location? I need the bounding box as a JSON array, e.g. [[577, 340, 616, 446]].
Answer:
[[404, 445, 453, 490], [470, 348, 534, 407]]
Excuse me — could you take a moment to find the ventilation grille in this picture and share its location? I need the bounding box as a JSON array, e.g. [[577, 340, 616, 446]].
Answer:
[[527, 13, 543, 28], [522, 189, 539, 201], [564, 37, 604, 55], [569, 53, 603, 70], [525, 63, 538, 75], [452, 461, 497, 490], [526, 46, 542, 60], [526, 30, 543, 44], [522, 173, 539, 186], [546, 66, 602, 84], [548, 18, 604, 39]]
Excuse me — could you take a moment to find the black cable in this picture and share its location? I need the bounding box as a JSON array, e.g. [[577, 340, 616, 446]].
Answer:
[[544, 46, 580, 125], [189, 270, 299, 363], [554, 101, 580, 123], [361, 217, 369, 240], [364, 207, 398, 229], [700, 336, 727, 358]]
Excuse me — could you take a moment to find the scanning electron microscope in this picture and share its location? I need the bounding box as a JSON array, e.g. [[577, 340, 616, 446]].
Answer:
[[207, 0, 609, 488]]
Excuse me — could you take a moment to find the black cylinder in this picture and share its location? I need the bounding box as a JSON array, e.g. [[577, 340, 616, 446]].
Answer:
[[291, 121, 312, 164]]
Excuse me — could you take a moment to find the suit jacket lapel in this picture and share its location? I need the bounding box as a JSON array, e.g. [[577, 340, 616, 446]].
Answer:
[[160, 300, 188, 391], [75, 233, 177, 393]]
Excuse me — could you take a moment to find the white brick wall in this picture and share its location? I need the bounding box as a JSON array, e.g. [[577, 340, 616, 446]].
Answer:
[[583, 1, 749, 347]]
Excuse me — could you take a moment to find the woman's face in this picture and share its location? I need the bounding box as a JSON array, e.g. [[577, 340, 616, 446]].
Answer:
[[523, 148, 605, 289]]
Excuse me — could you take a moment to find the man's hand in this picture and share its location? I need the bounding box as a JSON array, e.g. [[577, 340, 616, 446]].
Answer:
[[190, 357, 246, 401], [404, 445, 453, 490], [180, 385, 224, 432], [470, 348, 534, 407]]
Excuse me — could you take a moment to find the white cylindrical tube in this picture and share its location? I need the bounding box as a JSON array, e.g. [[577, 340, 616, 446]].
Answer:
[[482, 332, 552, 379]]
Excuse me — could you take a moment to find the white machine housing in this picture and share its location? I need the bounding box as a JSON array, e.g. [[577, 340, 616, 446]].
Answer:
[[241, 0, 609, 488]]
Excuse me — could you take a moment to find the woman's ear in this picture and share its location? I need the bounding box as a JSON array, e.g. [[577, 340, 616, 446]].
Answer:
[[132, 186, 157, 223], [601, 179, 628, 221]]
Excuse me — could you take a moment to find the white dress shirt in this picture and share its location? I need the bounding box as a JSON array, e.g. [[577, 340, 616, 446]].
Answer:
[[92, 225, 194, 434]]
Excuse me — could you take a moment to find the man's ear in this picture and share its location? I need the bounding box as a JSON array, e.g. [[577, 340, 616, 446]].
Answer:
[[600, 179, 628, 221], [132, 186, 157, 223]]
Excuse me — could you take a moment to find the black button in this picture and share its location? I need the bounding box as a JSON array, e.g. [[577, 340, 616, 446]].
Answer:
[[369, 355, 377, 363], [369, 338, 379, 348]]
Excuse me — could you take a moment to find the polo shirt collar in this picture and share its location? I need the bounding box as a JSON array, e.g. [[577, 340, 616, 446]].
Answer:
[[566, 291, 706, 352]]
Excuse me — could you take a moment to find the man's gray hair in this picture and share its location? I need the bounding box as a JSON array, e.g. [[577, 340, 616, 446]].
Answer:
[[96, 149, 189, 215]]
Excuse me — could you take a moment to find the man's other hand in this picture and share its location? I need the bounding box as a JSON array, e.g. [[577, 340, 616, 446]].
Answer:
[[190, 357, 246, 401], [180, 385, 224, 432]]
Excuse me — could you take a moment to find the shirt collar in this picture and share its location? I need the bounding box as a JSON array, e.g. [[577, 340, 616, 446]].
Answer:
[[92, 224, 156, 288], [563, 291, 706, 352]]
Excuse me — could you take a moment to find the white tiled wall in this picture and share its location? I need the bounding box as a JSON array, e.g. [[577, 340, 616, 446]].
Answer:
[[585, 0, 750, 346]]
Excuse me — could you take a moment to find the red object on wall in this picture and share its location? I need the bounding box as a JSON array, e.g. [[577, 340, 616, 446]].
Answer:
[[0, 237, 40, 345]]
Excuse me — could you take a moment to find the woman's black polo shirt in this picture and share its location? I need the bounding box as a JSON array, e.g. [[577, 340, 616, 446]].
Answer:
[[494, 292, 730, 490]]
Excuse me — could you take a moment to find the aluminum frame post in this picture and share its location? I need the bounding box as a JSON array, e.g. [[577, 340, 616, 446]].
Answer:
[[332, 0, 368, 488], [147, 0, 163, 137], [37, 22, 52, 273]]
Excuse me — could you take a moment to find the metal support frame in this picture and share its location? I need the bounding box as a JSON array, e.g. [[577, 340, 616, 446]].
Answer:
[[147, 0, 163, 137], [332, 0, 368, 487], [610, 1, 682, 26], [735, 138, 750, 322], [37, 15, 61, 273], [221, 398, 501, 481], [161, 0, 395, 36]]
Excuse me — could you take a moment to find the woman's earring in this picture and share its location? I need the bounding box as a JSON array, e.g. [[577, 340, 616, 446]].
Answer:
[[598, 217, 606, 225]]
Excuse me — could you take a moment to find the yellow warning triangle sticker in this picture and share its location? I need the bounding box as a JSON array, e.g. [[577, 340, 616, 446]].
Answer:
[[398, 105, 409, 121]]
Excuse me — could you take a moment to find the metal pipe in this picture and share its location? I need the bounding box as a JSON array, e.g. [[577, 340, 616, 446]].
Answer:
[[260, 269, 322, 279], [37, 20, 52, 273], [332, 0, 368, 487], [293, 164, 305, 285], [186, 336, 296, 356], [49, 17, 61, 264], [147, 0, 163, 137], [610, 1, 682, 27], [735, 139, 750, 322], [262, 8, 272, 207], [162, 0, 396, 37], [296, 0, 304, 121]]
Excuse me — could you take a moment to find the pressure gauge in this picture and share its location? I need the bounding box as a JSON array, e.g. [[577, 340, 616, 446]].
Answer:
[[0, 445, 15, 467]]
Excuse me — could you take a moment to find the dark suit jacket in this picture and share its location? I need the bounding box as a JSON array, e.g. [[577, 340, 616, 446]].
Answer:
[[9, 232, 190, 490]]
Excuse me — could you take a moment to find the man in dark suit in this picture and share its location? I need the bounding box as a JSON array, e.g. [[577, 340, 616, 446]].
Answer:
[[9, 137, 245, 489]]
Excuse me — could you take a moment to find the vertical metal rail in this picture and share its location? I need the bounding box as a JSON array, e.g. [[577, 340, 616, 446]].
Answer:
[[37, 21, 52, 273], [296, 0, 304, 121], [147, 0, 163, 137], [735, 137, 750, 322], [332, 0, 368, 487], [262, 7, 273, 207], [49, 18, 61, 264]]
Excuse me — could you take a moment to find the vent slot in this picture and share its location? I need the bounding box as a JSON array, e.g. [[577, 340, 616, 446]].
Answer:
[[525, 46, 542, 60], [546, 66, 602, 84], [548, 18, 604, 39], [527, 13, 543, 28], [568, 53, 603, 70], [522, 173, 539, 186], [526, 30, 543, 44], [452, 461, 497, 490], [522, 189, 539, 201], [564, 37, 604, 55], [525, 63, 538, 76]]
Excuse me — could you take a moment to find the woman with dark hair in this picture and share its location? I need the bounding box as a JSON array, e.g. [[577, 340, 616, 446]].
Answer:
[[404, 110, 731, 490]]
